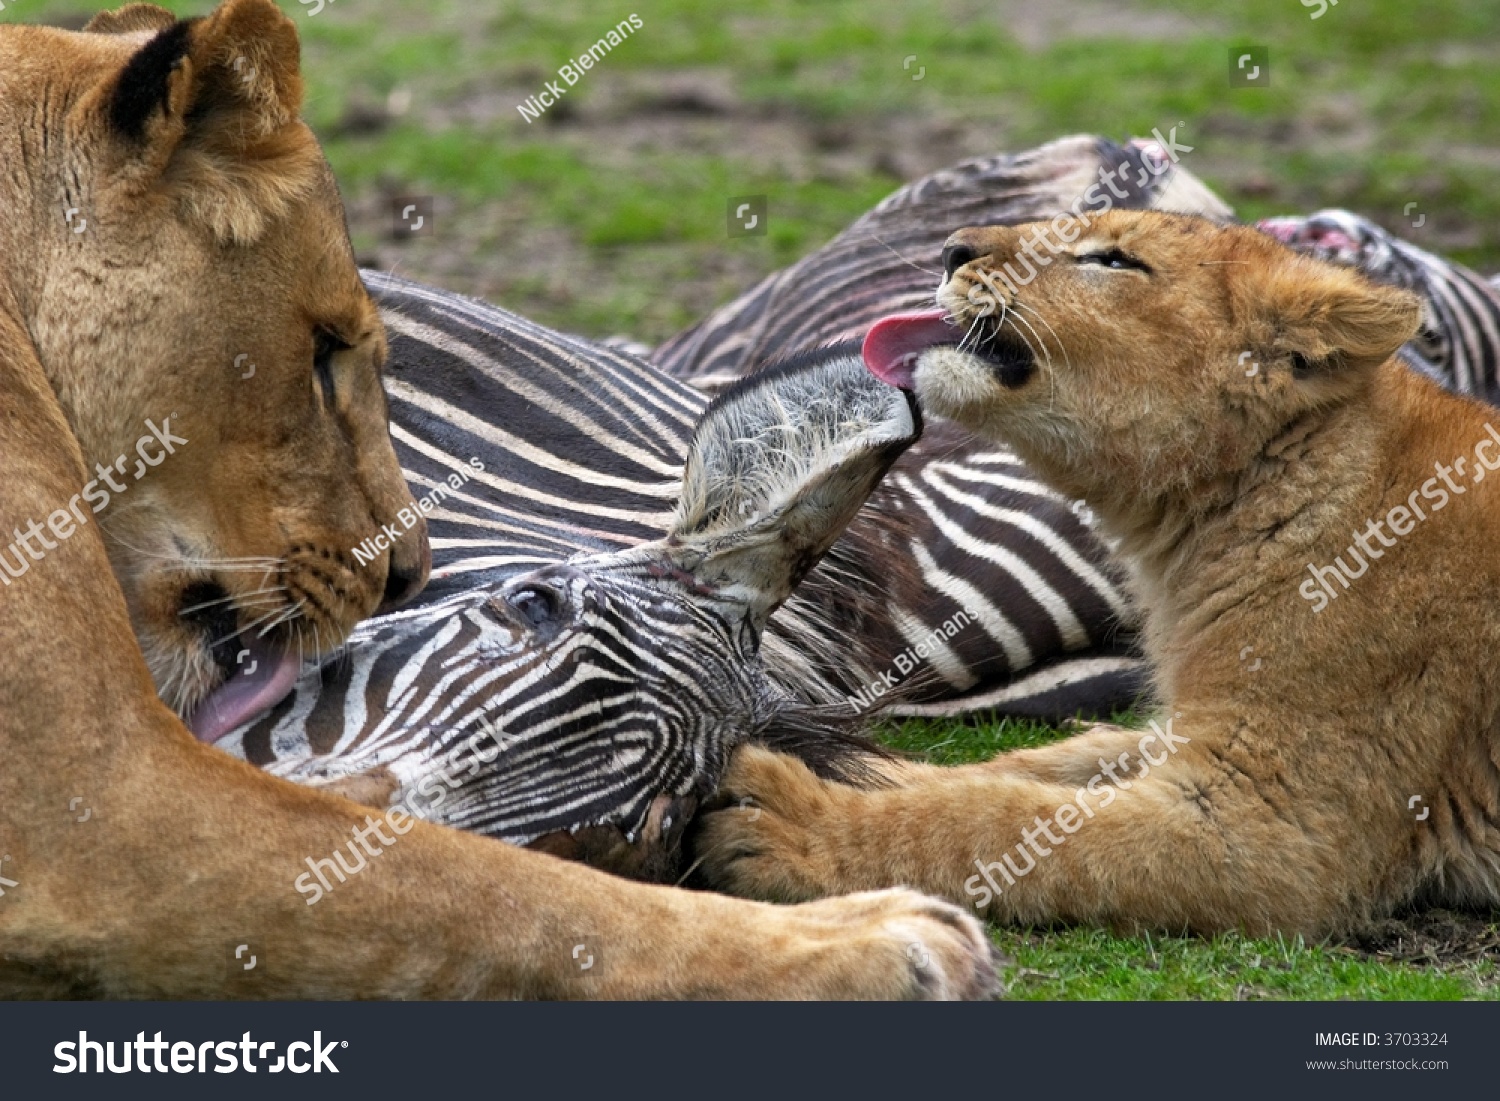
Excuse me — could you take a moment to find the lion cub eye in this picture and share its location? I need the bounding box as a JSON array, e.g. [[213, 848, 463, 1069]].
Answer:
[[1077, 248, 1151, 274], [313, 328, 351, 405]]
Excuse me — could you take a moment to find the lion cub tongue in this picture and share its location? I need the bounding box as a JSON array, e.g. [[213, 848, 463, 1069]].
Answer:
[[187, 635, 302, 744], [862, 310, 956, 389]]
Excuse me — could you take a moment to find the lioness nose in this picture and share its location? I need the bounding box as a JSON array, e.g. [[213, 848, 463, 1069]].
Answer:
[[378, 523, 431, 612], [941, 238, 980, 278], [381, 558, 425, 610]]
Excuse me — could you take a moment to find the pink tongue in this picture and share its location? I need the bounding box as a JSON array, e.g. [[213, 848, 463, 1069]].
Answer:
[[862, 310, 958, 389], [187, 633, 302, 744], [1256, 217, 1300, 242]]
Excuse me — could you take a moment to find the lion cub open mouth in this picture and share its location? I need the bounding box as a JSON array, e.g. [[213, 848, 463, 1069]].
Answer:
[[678, 208, 1500, 935], [864, 309, 1035, 391]]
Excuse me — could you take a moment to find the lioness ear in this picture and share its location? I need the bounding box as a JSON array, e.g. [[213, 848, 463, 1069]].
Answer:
[[664, 345, 921, 641], [105, 0, 302, 145], [1256, 255, 1422, 375], [93, 0, 314, 241]]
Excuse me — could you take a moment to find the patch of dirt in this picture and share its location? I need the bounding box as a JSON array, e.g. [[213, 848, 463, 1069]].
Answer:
[[1345, 907, 1500, 973], [320, 0, 1497, 340], [344, 67, 1012, 343], [977, 0, 1222, 51]]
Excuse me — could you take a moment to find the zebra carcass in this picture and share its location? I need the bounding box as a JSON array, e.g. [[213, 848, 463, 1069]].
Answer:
[[214, 346, 920, 879]]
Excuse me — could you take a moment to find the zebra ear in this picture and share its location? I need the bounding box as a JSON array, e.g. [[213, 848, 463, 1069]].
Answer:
[[667, 345, 921, 636]]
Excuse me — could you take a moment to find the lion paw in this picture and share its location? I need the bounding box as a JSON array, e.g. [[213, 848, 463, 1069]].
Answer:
[[694, 745, 850, 901], [787, 889, 1003, 1000]]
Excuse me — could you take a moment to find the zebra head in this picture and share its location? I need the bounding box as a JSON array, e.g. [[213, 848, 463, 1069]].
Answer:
[[226, 347, 918, 879]]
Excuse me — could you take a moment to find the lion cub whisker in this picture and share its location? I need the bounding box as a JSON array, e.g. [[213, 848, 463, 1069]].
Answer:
[[866, 231, 942, 279], [1002, 309, 1049, 367], [955, 312, 986, 353], [1011, 300, 1071, 371]]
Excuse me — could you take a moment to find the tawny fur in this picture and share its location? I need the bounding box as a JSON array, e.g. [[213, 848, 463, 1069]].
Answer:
[[1, 2, 420, 717], [0, 1, 997, 999], [698, 210, 1500, 938]]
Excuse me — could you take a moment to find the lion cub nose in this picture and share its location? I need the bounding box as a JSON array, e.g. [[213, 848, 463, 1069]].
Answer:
[[941, 241, 980, 279]]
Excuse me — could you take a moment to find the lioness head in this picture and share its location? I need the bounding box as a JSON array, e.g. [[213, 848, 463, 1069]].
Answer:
[[0, 1, 427, 738], [864, 211, 1422, 522]]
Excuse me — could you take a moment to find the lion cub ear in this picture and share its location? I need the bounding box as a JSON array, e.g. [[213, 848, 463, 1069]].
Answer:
[[84, 5, 178, 35], [1251, 255, 1422, 376]]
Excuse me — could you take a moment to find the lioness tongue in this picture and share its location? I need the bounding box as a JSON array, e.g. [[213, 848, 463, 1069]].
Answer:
[[187, 633, 302, 744], [862, 310, 956, 389]]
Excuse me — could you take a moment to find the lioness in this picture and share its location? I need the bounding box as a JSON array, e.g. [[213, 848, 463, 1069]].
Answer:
[[697, 209, 1500, 937], [0, 0, 996, 998]]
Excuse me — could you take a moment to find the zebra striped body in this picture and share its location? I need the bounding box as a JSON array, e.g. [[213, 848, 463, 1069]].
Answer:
[[220, 273, 1137, 852], [249, 561, 765, 865], [223, 341, 932, 863], [374, 271, 1139, 716]]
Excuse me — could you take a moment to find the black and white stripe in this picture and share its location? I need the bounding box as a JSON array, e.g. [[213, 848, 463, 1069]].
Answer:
[[252, 564, 761, 846], [218, 283, 1136, 851], [381, 276, 1143, 715], [210, 137, 1249, 852]]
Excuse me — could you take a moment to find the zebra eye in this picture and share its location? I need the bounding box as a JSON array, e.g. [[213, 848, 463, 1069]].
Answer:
[[507, 585, 565, 629]]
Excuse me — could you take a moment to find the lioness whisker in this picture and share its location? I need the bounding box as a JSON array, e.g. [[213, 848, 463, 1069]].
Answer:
[[675, 850, 712, 887], [177, 585, 287, 617], [257, 598, 309, 639], [210, 601, 293, 650], [299, 620, 351, 667], [96, 526, 288, 573], [186, 563, 289, 573]]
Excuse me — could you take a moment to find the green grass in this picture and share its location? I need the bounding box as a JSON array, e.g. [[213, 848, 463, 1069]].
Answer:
[[18, 0, 1500, 999], [22, 0, 1500, 341], [878, 713, 1133, 764], [880, 714, 1500, 999], [993, 926, 1492, 1000]]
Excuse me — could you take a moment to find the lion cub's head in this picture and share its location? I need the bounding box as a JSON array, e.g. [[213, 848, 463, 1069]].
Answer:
[[0, 1, 428, 738], [864, 210, 1422, 520]]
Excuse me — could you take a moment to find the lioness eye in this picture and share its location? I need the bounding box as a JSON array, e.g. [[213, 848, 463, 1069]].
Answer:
[[313, 328, 350, 403], [1078, 248, 1151, 274]]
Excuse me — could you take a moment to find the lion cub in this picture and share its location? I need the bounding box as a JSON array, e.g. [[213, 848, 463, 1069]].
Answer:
[[697, 209, 1500, 937]]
